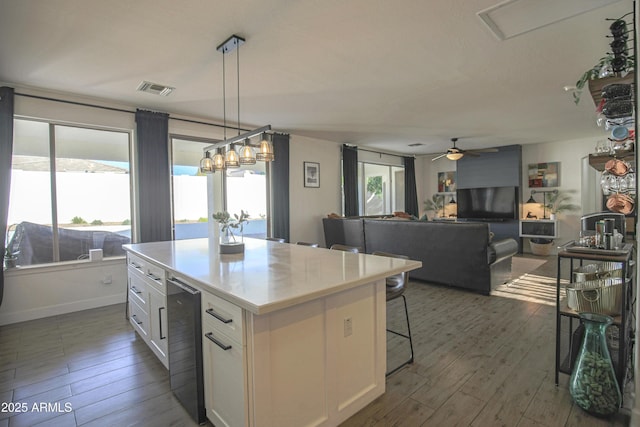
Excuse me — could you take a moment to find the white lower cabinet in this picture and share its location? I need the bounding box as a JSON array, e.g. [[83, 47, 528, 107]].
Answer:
[[200, 281, 386, 427], [202, 328, 247, 427], [127, 254, 169, 369], [148, 284, 168, 365]]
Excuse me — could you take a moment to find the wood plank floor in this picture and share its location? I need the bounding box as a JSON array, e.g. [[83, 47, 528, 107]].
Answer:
[[0, 255, 631, 426]]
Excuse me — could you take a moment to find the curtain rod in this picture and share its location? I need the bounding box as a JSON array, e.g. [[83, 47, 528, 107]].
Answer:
[[345, 144, 412, 159], [14, 92, 251, 132]]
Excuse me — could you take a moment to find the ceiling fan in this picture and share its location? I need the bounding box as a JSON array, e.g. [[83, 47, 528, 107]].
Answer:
[[432, 138, 498, 161]]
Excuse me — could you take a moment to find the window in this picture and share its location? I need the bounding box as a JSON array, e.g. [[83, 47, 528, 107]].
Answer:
[[170, 137, 268, 240], [358, 161, 404, 215], [171, 137, 211, 240], [224, 162, 267, 239], [8, 119, 132, 266]]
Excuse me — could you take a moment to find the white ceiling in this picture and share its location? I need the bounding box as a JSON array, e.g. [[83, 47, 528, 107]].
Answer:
[[0, 0, 633, 156]]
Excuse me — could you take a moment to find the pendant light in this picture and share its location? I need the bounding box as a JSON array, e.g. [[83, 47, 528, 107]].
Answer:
[[256, 132, 275, 161], [225, 144, 240, 168], [239, 138, 256, 165], [199, 151, 213, 174], [212, 148, 226, 172], [199, 35, 274, 169]]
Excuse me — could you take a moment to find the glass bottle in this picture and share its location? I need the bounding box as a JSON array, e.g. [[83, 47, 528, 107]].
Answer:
[[569, 313, 621, 417]]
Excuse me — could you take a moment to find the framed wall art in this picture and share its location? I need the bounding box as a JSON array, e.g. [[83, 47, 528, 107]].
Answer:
[[528, 162, 559, 188], [304, 162, 320, 188], [437, 171, 456, 192]]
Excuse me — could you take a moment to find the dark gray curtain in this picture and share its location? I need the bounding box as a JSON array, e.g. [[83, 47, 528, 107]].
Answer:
[[135, 109, 172, 243], [0, 87, 15, 307], [403, 156, 419, 216], [271, 133, 290, 242], [342, 145, 359, 217]]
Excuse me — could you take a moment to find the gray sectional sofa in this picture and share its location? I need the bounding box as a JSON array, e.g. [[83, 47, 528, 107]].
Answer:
[[323, 217, 519, 295]]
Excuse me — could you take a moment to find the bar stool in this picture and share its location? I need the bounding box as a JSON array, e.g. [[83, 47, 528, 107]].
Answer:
[[329, 244, 360, 253], [265, 237, 285, 243], [372, 251, 414, 376], [296, 241, 319, 247]]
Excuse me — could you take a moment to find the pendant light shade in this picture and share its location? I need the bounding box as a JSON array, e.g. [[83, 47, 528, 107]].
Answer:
[[225, 144, 240, 168], [239, 138, 256, 165], [256, 132, 275, 161], [212, 149, 226, 172], [199, 151, 213, 174]]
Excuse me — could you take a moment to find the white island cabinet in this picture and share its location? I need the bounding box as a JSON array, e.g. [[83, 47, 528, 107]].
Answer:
[[124, 238, 421, 427], [126, 252, 168, 368]]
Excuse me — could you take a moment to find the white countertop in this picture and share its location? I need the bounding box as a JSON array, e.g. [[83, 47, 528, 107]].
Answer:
[[124, 238, 422, 315]]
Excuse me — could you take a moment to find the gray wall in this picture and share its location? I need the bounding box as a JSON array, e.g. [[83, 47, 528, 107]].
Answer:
[[457, 144, 522, 190]]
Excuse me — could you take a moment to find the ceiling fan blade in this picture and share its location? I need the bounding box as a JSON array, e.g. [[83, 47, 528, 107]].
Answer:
[[464, 151, 481, 157], [431, 153, 448, 161]]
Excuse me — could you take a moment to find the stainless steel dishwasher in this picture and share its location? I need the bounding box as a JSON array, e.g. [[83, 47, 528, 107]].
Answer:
[[167, 276, 206, 424]]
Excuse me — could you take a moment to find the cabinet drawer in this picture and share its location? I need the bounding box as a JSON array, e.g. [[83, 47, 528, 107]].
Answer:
[[144, 268, 166, 294], [127, 253, 146, 274], [202, 291, 244, 345], [128, 253, 166, 294], [129, 299, 149, 338], [128, 273, 148, 311]]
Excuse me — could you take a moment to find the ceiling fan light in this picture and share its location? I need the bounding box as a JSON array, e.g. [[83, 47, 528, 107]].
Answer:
[[446, 152, 464, 161]]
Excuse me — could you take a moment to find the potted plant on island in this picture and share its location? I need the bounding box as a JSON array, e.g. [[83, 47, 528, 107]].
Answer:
[[212, 210, 249, 254]]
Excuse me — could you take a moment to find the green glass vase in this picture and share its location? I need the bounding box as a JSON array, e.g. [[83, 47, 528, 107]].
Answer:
[[569, 313, 621, 416]]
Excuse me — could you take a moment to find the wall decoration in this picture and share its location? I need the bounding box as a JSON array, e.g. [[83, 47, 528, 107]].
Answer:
[[304, 162, 320, 188], [528, 162, 559, 187], [437, 171, 456, 192]]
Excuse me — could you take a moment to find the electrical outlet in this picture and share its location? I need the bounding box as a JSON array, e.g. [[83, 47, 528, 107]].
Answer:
[[102, 275, 112, 285], [344, 317, 352, 337]]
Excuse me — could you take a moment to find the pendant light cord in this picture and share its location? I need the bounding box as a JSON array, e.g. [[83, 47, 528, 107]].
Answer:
[[237, 41, 241, 137], [222, 48, 227, 140]]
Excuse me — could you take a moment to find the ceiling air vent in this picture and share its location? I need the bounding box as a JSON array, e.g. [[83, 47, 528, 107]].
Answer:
[[136, 81, 175, 96], [408, 143, 424, 147]]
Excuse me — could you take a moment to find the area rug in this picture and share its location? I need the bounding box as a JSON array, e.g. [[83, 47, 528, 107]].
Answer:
[[491, 256, 568, 306]]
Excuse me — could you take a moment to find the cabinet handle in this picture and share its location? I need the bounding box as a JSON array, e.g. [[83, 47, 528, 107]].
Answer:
[[147, 272, 161, 282], [131, 262, 142, 270], [132, 314, 143, 325], [205, 332, 232, 351], [205, 308, 233, 324], [130, 286, 142, 294], [159, 307, 166, 340]]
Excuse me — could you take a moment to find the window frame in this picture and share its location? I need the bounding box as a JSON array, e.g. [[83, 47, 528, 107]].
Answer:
[[9, 116, 134, 266]]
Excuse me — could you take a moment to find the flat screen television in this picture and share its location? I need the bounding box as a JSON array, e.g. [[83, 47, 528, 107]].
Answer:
[[456, 186, 518, 220]]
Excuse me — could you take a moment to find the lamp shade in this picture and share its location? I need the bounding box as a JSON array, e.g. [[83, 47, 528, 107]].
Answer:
[[212, 149, 226, 172], [526, 195, 537, 204], [256, 133, 274, 161], [199, 151, 213, 174], [225, 145, 240, 168], [446, 152, 464, 161], [239, 138, 256, 165]]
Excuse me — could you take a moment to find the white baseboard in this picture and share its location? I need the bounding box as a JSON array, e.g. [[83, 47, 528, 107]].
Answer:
[[0, 294, 126, 325]]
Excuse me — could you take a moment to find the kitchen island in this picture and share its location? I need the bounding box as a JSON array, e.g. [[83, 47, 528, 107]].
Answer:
[[124, 237, 421, 427]]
